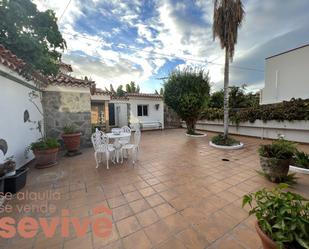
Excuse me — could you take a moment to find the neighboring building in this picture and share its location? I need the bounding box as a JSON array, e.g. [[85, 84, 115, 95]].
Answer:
[[91, 90, 164, 130], [0, 44, 164, 168], [260, 44, 309, 105]]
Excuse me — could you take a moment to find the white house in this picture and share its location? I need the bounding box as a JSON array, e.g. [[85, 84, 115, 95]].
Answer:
[[260, 44, 309, 105]]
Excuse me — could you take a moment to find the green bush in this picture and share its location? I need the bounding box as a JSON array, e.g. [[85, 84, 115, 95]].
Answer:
[[258, 139, 297, 160], [30, 138, 60, 151], [63, 124, 78, 134], [243, 184, 309, 249], [164, 67, 210, 134], [211, 134, 239, 146], [293, 150, 309, 169], [201, 98, 309, 123]]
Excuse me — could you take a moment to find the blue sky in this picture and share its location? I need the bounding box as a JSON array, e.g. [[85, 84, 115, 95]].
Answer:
[[34, 0, 309, 93]]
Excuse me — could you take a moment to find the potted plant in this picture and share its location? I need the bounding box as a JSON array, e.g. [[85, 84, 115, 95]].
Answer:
[[62, 125, 81, 152], [290, 150, 309, 174], [258, 138, 296, 182], [243, 184, 309, 249], [30, 138, 60, 168]]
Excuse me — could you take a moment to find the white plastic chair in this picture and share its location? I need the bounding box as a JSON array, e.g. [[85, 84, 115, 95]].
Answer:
[[122, 130, 141, 165], [119, 126, 131, 146], [91, 130, 115, 169]]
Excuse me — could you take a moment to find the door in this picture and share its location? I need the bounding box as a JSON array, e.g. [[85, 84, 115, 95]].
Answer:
[[108, 103, 115, 126]]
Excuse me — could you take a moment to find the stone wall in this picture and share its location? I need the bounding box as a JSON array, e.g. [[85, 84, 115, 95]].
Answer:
[[42, 91, 92, 147], [164, 104, 181, 128]]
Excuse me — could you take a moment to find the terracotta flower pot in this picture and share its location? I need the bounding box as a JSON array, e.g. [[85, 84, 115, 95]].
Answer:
[[33, 148, 59, 169], [259, 156, 290, 182], [255, 221, 278, 249], [62, 133, 81, 152]]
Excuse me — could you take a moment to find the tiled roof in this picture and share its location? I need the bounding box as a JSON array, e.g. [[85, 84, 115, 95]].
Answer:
[[0, 44, 47, 85], [93, 88, 111, 96], [48, 73, 94, 88], [111, 95, 129, 100], [125, 93, 162, 98], [59, 62, 73, 72]]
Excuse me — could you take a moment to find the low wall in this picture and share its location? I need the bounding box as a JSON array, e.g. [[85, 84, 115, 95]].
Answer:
[[182, 120, 309, 143], [43, 91, 92, 147]]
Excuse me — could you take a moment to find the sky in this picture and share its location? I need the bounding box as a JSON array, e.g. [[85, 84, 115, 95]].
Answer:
[[33, 0, 309, 93]]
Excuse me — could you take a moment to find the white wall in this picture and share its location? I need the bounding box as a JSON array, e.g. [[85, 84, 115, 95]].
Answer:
[[128, 98, 164, 128], [261, 45, 309, 104], [114, 103, 128, 127], [0, 66, 43, 169], [183, 120, 309, 143]]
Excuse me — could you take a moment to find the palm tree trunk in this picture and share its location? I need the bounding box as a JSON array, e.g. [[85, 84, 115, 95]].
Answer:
[[223, 47, 229, 139]]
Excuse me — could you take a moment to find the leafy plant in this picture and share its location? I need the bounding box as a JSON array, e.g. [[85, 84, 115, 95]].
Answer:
[[30, 138, 60, 151], [256, 170, 298, 185], [211, 134, 240, 146], [293, 150, 309, 169], [258, 139, 297, 160], [63, 125, 78, 134], [243, 184, 309, 249], [0, 0, 66, 75], [164, 67, 210, 135]]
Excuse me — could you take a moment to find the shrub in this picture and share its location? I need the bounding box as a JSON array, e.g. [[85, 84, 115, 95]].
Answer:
[[243, 184, 309, 249], [164, 67, 210, 135], [211, 134, 239, 146], [293, 150, 309, 169], [258, 139, 297, 160], [30, 138, 60, 151], [63, 124, 78, 134]]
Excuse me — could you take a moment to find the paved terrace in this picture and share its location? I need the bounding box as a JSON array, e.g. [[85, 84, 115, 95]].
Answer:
[[1, 129, 309, 249]]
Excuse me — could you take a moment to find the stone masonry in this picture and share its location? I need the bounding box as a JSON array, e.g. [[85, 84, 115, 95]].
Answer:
[[42, 91, 92, 147]]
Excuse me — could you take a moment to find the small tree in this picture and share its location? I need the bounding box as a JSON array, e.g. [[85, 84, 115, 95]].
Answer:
[[164, 68, 210, 134]]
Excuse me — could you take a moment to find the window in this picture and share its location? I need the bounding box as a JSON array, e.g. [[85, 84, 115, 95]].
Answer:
[[137, 105, 148, 116]]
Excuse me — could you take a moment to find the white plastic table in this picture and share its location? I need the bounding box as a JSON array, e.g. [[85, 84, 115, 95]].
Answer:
[[106, 132, 131, 163]]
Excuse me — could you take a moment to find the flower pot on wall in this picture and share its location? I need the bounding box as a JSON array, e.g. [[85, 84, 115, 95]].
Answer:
[[33, 148, 59, 168], [62, 133, 81, 152], [259, 156, 290, 182], [255, 221, 278, 249]]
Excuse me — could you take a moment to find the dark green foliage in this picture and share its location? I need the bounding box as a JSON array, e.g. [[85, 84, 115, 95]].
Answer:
[[243, 184, 309, 249], [164, 68, 210, 134], [116, 85, 125, 96], [209, 90, 224, 108], [258, 139, 297, 160], [30, 138, 60, 151], [63, 124, 78, 134], [0, 0, 66, 75], [211, 134, 240, 146], [293, 150, 309, 169], [125, 81, 140, 93], [256, 170, 298, 185], [201, 98, 309, 123]]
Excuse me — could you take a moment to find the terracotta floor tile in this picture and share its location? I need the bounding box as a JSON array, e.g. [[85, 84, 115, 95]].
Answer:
[[157, 237, 187, 249], [116, 216, 141, 237], [122, 230, 152, 249], [162, 213, 188, 234], [231, 224, 261, 249], [129, 199, 150, 214], [63, 234, 92, 249], [139, 187, 156, 197], [112, 204, 134, 221], [175, 227, 209, 249], [92, 226, 119, 249], [124, 191, 143, 202], [154, 203, 177, 218], [136, 208, 159, 227], [107, 196, 127, 208], [144, 220, 171, 245], [146, 193, 165, 207], [209, 234, 245, 249]]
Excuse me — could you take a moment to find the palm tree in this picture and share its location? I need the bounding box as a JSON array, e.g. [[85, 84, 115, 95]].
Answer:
[[213, 0, 245, 139]]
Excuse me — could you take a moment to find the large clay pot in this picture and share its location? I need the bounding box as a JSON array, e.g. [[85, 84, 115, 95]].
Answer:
[[260, 156, 290, 182], [62, 133, 81, 152], [33, 148, 59, 169], [255, 221, 278, 249]]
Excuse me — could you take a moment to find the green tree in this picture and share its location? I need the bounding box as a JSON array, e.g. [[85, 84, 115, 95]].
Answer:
[[164, 68, 210, 134], [159, 87, 164, 95], [126, 81, 140, 93], [109, 84, 116, 94], [0, 0, 66, 75], [116, 85, 125, 96], [213, 0, 245, 138], [209, 90, 224, 108]]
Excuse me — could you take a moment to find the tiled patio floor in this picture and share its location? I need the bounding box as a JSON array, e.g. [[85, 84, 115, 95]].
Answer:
[[1, 129, 309, 249]]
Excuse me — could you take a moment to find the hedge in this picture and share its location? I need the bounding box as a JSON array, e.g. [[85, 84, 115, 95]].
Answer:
[[201, 98, 309, 124]]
